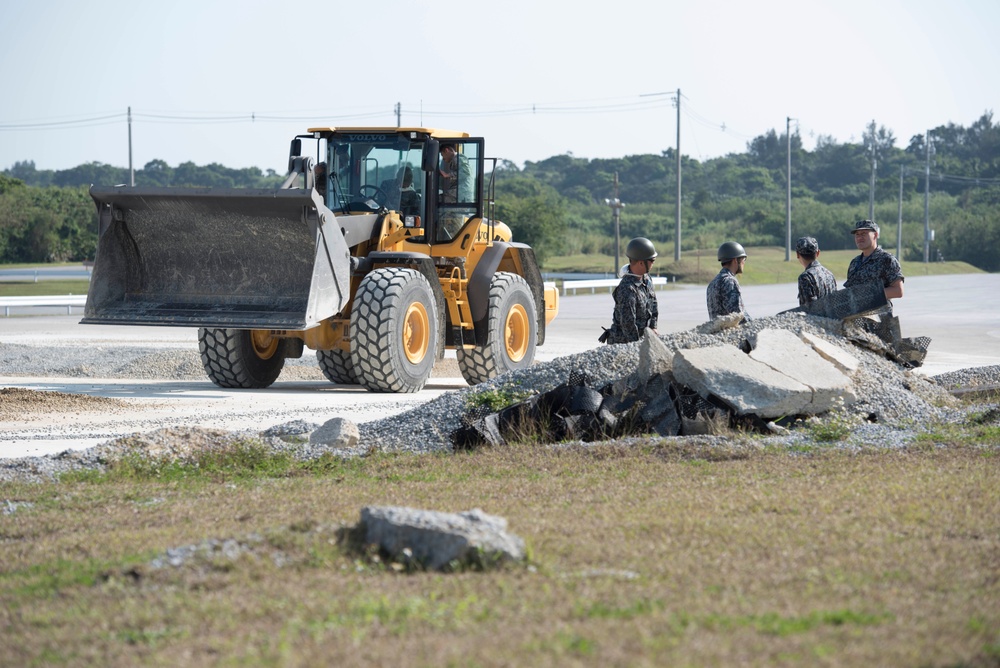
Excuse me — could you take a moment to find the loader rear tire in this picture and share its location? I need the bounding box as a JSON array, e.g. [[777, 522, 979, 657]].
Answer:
[[457, 272, 537, 385], [317, 348, 358, 385], [198, 328, 287, 389], [351, 267, 437, 393]]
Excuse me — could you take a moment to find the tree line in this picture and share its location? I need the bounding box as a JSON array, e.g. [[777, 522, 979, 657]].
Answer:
[[2, 111, 998, 270]]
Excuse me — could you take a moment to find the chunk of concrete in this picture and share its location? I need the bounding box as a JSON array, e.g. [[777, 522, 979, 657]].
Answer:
[[673, 345, 812, 418], [748, 329, 857, 413], [614, 329, 673, 395], [309, 417, 360, 448], [800, 331, 860, 376], [696, 312, 744, 334], [360, 506, 525, 571]]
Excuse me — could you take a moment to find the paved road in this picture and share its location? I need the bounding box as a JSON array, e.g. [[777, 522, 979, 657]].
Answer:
[[1, 273, 998, 457]]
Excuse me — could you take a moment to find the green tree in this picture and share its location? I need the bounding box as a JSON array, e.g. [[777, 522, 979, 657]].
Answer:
[[493, 175, 568, 265]]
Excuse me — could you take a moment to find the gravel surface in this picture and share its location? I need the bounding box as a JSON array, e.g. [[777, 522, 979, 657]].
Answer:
[[2, 314, 998, 484]]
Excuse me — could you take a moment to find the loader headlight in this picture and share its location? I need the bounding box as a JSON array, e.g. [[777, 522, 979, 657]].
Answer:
[[403, 215, 421, 228]]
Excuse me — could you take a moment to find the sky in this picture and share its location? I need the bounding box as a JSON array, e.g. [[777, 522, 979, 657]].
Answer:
[[1, 0, 998, 175]]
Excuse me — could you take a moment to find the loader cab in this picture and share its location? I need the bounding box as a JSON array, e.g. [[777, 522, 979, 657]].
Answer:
[[311, 130, 484, 245], [321, 134, 424, 217]]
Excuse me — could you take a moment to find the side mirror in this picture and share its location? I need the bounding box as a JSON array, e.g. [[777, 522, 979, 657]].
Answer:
[[288, 138, 302, 172], [422, 139, 440, 172]]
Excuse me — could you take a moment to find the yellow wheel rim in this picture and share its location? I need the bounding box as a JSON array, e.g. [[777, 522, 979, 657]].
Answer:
[[402, 302, 430, 364], [504, 304, 530, 362], [250, 330, 280, 360]]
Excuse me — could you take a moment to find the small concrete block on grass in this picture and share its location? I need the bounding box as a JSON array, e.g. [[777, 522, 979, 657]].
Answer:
[[360, 506, 526, 571], [309, 417, 360, 448]]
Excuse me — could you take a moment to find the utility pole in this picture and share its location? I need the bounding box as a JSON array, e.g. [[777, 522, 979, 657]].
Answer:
[[785, 116, 794, 261], [394, 102, 401, 127], [674, 89, 681, 262], [639, 89, 681, 261], [605, 172, 625, 274], [897, 164, 904, 259], [924, 131, 931, 263], [869, 157, 877, 220], [128, 106, 134, 187], [866, 119, 878, 220]]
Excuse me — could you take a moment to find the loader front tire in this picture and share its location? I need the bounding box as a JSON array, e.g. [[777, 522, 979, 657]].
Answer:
[[317, 348, 358, 385], [351, 267, 437, 393], [198, 328, 287, 389], [457, 272, 537, 385]]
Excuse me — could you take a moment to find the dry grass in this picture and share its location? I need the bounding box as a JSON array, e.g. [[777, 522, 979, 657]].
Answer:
[[2, 439, 999, 667]]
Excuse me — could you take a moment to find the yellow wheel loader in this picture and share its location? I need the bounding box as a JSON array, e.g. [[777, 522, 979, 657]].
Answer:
[[83, 128, 559, 393]]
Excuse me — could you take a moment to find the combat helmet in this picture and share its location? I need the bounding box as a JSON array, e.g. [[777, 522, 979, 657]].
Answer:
[[717, 241, 747, 262], [626, 237, 657, 262]]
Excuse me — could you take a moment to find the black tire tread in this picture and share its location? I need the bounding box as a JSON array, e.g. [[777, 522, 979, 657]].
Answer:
[[198, 328, 286, 389], [457, 272, 537, 385]]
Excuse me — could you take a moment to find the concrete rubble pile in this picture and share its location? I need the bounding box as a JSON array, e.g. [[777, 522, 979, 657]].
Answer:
[[452, 296, 934, 449]]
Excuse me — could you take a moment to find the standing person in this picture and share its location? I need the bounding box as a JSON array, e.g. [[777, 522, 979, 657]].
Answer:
[[843, 220, 904, 313], [439, 143, 472, 203], [795, 236, 837, 307], [707, 241, 749, 320], [600, 237, 659, 344]]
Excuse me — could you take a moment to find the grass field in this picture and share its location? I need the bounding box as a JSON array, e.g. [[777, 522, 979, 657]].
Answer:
[[544, 247, 982, 286], [0, 279, 91, 297], [2, 417, 998, 667]]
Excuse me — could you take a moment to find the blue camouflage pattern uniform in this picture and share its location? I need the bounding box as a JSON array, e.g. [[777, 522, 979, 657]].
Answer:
[[707, 267, 747, 319], [797, 260, 838, 307], [606, 273, 658, 344], [844, 246, 904, 313], [706, 267, 749, 319]]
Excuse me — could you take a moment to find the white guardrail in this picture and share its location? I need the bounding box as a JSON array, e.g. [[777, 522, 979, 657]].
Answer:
[[2, 277, 669, 316], [1, 295, 87, 316], [560, 276, 671, 296]]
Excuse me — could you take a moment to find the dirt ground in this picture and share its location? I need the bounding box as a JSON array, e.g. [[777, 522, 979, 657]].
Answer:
[[0, 387, 134, 421], [0, 357, 464, 423]]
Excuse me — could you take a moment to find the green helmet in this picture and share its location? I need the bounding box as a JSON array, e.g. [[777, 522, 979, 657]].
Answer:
[[626, 237, 657, 261], [717, 241, 747, 263]]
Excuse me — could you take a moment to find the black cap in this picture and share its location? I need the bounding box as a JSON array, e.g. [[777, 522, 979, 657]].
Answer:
[[852, 219, 880, 234], [795, 236, 819, 254]]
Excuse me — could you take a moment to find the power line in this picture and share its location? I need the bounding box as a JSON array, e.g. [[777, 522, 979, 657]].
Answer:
[[0, 95, 680, 130], [0, 112, 125, 130], [901, 166, 1000, 186]]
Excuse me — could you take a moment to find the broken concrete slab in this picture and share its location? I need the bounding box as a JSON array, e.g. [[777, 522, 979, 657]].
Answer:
[[359, 506, 525, 571], [612, 329, 673, 396], [673, 345, 813, 418], [748, 329, 857, 413], [800, 331, 860, 376]]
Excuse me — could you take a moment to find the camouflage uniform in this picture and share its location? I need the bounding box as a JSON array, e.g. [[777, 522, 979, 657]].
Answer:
[[797, 260, 838, 307], [606, 273, 658, 344], [707, 267, 746, 319], [844, 246, 904, 313]]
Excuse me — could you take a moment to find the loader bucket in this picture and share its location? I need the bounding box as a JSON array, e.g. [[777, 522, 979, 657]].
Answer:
[[82, 186, 352, 330]]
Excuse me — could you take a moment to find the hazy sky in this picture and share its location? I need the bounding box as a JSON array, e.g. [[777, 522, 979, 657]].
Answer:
[[2, 0, 997, 174]]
